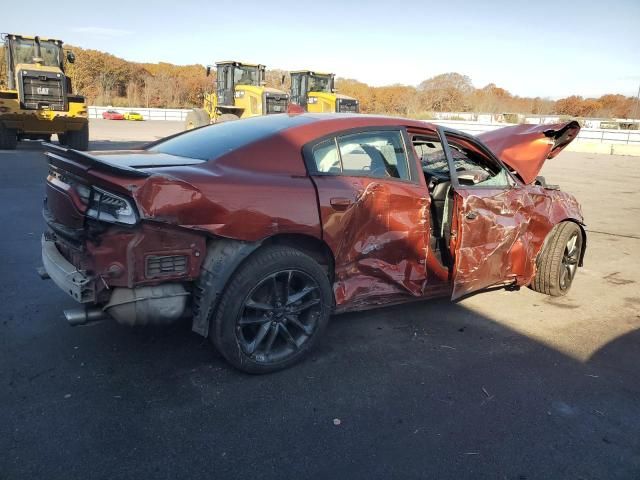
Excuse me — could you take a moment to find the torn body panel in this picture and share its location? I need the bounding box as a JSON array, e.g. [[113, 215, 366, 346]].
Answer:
[[48, 220, 206, 293], [452, 184, 584, 299], [477, 121, 581, 184], [311, 175, 433, 312]]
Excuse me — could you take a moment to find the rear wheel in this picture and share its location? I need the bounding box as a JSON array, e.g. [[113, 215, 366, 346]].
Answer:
[[0, 124, 17, 150], [211, 246, 333, 374], [531, 222, 583, 296], [63, 123, 89, 151]]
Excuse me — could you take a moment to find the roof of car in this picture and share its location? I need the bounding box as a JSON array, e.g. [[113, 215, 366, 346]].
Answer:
[[147, 113, 437, 163], [264, 113, 437, 139], [226, 112, 432, 132]]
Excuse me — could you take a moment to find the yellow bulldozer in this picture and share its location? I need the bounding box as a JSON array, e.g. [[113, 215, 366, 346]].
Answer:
[[289, 70, 359, 113], [185, 61, 290, 129], [0, 33, 88, 150]]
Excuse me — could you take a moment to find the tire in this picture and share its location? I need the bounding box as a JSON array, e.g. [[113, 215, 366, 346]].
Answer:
[[210, 245, 333, 374], [215, 113, 239, 123], [64, 123, 89, 151], [0, 124, 18, 150], [184, 109, 209, 130], [531, 221, 583, 296]]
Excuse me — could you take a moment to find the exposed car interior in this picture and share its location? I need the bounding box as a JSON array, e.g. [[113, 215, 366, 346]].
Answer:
[[412, 133, 513, 268], [412, 135, 454, 267]]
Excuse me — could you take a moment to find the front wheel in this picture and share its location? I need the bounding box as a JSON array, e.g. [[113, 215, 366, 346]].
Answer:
[[211, 246, 333, 373], [531, 222, 583, 296]]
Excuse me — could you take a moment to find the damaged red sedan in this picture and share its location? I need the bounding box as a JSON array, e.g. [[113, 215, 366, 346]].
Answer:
[[41, 114, 585, 373]]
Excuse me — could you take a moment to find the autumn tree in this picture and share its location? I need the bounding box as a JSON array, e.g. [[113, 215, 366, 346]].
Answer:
[[265, 68, 289, 91], [2, 42, 637, 120], [335, 78, 374, 112], [418, 72, 473, 111], [554, 96, 604, 117]]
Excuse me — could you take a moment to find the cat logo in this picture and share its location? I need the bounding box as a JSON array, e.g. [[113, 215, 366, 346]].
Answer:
[[36, 87, 50, 95]]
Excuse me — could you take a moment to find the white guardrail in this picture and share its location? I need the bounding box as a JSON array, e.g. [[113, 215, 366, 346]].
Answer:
[[431, 120, 640, 145], [88, 106, 190, 121], [87, 107, 640, 145]]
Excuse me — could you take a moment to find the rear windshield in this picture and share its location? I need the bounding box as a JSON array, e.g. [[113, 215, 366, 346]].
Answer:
[[148, 115, 314, 160]]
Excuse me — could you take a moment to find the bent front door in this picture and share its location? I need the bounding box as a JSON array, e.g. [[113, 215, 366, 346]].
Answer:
[[441, 129, 528, 300]]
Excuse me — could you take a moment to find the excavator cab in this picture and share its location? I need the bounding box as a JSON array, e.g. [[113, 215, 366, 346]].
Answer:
[[0, 34, 88, 150], [290, 70, 359, 113], [215, 61, 263, 108], [185, 61, 290, 129]]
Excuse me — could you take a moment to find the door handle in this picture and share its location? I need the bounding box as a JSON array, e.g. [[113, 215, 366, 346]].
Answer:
[[330, 197, 352, 211], [465, 211, 478, 220]]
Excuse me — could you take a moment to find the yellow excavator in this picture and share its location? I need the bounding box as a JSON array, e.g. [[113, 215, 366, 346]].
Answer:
[[0, 33, 88, 150], [185, 61, 290, 129], [289, 70, 359, 113]]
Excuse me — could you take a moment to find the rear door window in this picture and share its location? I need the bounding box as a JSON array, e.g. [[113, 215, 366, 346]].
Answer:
[[338, 131, 410, 180], [309, 130, 412, 181]]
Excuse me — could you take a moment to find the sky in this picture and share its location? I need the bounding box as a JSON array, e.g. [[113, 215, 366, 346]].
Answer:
[[4, 0, 640, 99]]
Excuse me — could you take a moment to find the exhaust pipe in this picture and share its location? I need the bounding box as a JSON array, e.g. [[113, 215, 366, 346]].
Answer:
[[63, 307, 107, 326]]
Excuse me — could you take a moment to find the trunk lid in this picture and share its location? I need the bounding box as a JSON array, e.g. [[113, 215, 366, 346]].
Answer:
[[90, 150, 205, 168], [43, 144, 188, 235], [477, 121, 580, 184]]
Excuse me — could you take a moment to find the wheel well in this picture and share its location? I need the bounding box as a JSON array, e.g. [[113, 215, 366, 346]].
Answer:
[[565, 218, 587, 267], [535, 219, 587, 268], [191, 234, 336, 338], [564, 219, 587, 267], [261, 234, 335, 282]]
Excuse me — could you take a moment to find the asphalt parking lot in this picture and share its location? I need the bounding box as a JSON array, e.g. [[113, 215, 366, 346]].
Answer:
[[1, 119, 639, 479]]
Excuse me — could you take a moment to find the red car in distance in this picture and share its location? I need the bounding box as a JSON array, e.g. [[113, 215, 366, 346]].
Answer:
[[102, 110, 125, 120], [41, 114, 585, 373]]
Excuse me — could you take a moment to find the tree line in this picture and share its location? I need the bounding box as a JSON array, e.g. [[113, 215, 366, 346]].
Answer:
[[0, 45, 637, 119]]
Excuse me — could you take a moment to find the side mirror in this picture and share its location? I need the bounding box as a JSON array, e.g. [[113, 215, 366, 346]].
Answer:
[[66, 51, 75, 64], [206, 65, 212, 77]]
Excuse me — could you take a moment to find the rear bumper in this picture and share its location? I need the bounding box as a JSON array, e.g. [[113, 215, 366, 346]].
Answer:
[[42, 233, 189, 327], [41, 234, 95, 303]]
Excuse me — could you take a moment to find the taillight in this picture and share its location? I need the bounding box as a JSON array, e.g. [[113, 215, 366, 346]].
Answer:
[[86, 187, 138, 225]]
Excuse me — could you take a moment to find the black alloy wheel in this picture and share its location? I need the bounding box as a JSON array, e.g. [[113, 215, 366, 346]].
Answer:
[[210, 245, 333, 373], [237, 269, 322, 364]]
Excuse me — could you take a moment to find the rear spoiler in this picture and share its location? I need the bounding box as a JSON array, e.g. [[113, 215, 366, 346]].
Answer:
[[43, 143, 150, 178]]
